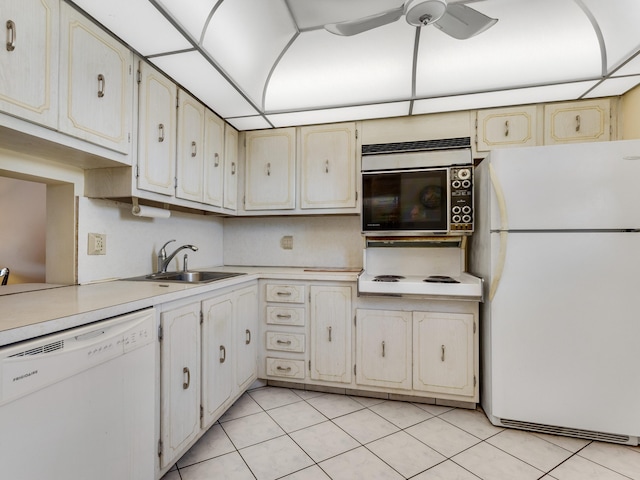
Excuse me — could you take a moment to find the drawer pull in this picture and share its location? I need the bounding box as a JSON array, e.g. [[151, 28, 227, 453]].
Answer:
[[276, 339, 292, 345], [220, 345, 226, 363], [276, 366, 292, 372], [276, 291, 292, 296], [158, 123, 165, 142], [246, 328, 251, 345], [6, 20, 16, 52], [97, 74, 105, 98], [441, 345, 446, 362], [276, 313, 292, 319], [183, 367, 190, 389]]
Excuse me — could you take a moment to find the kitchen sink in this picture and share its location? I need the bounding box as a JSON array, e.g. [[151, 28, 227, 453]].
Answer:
[[127, 271, 246, 283]]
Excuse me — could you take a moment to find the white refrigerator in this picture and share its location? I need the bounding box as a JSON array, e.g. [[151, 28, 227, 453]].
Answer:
[[470, 139, 640, 445]]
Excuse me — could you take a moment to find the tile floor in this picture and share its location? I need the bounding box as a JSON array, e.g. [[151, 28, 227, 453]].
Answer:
[[162, 386, 640, 480]]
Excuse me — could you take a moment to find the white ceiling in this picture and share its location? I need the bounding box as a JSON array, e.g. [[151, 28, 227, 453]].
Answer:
[[69, 0, 640, 131]]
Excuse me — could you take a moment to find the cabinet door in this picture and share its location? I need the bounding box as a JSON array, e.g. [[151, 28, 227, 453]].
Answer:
[[476, 105, 538, 152], [202, 293, 234, 428], [413, 311, 475, 397], [223, 124, 239, 211], [235, 286, 259, 391], [300, 123, 357, 210], [0, 0, 59, 128], [203, 109, 225, 207], [355, 309, 412, 390], [309, 285, 352, 383], [176, 90, 205, 202], [245, 128, 296, 210], [544, 99, 610, 144], [137, 62, 176, 196], [160, 302, 201, 468], [59, 3, 133, 154]]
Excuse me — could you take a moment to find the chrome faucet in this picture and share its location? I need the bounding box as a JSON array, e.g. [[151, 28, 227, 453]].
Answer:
[[157, 240, 198, 273]]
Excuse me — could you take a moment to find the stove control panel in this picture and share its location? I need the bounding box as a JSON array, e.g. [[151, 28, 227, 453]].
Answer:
[[450, 167, 473, 233]]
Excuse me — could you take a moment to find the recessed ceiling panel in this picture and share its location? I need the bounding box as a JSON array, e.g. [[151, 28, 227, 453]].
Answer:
[[203, 0, 296, 107], [415, 0, 602, 97], [150, 51, 259, 118], [266, 24, 415, 111], [584, 76, 640, 98], [266, 102, 411, 128], [613, 53, 640, 77], [225, 116, 273, 131], [155, 0, 218, 43], [70, 0, 192, 55]]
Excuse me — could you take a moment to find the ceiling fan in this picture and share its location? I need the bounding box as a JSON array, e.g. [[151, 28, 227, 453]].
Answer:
[[324, 0, 497, 39]]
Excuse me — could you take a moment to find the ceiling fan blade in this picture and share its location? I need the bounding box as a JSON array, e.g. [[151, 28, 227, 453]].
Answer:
[[325, 5, 404, 36], [433, 3, 497, 39]]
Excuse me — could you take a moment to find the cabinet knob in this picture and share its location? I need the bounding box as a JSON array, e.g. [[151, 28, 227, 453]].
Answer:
[[6, 20, 16, 52], [97, 74, 105, 98]]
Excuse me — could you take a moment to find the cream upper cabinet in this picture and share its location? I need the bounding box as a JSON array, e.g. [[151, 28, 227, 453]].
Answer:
[[300, 123, 357, 210], [223, 124, 239, 211], [544, 99, 611, 144], [413, 311, 476, 398], [476, 105, 539, 152], [176, 90, 205, 202], [137, 62, 176, 196], [59, 3, 133, 154], [0, 0, 59, 128], [203, 110, 225, 207], [244, 127, 296, 211], [355, 309, 412, 390], [309, 285, 352, 384]]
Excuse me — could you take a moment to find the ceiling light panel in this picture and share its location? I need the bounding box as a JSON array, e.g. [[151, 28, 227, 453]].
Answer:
[[154, 0, 218, 43], [225, 116, 273, 131], [203, 0, 296, 107], [415, 0, 601, 97], [68, 0, 191, 55], [150, 51, 259, 118], [287, 0, 404, 30], [613, 53, 640, 76], [584, 76, 640, 98], [265, 24, 414, 112], [266, 102, 411, 128]]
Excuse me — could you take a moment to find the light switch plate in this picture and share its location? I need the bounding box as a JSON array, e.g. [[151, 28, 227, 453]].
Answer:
[[88, 233, 106, 255]]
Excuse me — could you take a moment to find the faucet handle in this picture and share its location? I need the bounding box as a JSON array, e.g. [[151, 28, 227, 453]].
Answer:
[[159, 239, 176, 258]]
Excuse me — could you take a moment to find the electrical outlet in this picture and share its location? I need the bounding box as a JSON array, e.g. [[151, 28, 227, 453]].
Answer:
[[280, 235, 293, 250], [88, 233, 107, 255]]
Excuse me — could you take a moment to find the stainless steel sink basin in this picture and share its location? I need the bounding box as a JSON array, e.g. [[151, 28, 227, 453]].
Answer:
[[127, 271, 246, 283]]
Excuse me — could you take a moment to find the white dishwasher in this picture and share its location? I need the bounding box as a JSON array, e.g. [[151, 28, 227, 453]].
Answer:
[[0, 308, 156, 480]]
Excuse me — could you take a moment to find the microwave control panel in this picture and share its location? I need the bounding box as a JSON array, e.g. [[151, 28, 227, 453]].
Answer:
[[450, 167, 473, 233]]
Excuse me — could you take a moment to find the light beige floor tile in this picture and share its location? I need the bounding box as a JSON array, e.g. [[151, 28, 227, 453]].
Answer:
[[160, 470, 181, 480], [367, 430, 446, 477], [249, 386, 303, 410], [268, 400, 328, 433], [319, 446, 404, 480], [531, 432, 591, 453], [177, 423, 235, 467], [486, 428, 574, 472], [221, 411, 285, 449], [452, 442, 544, 480], [240, 435, 314, 480], [281, 465, 332, 479], [290, 421, 359, 462], [306, 393, 364, 419], [292, 389, 325, 400], [549, 455, 630, 480], [332, 408, 399, 444], [412, 459, 481, 480], [179, 451, 255, 480], [440, 408, 504, 439], [219, 393, 263, 422], [578, 441, 640, 479], [406, 417, 481, 458], [413, 403, 454, 416], [349, 395, 387, 407], [370, 400, 434, 429]]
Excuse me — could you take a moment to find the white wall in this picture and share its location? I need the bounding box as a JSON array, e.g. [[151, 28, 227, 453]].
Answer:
[[77, 198, 224, 284], [223, 215, 363, 268]]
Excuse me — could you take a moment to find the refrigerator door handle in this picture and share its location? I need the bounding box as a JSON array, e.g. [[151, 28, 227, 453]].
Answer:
[[489, 163, 509, 300]]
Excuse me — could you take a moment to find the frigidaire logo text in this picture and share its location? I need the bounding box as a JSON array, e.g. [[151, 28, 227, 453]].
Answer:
[[13, 370, 38, 382]]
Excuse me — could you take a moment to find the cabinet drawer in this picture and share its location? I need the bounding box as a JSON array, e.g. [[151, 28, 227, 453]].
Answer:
[[266, 332, 305, 353], [266, 358, 306, 379], [265, 284, 306, 303], [266, 306, 305, 326]]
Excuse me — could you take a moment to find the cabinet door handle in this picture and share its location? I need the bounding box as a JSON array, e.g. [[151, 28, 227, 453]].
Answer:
[[325, 159, 329, 173], [158, 123, 165, 143], [97, 74, 105, 98], [276, 291, 292, 297], [214, 152, 220, 167], [231, 162, 236, 175], [183, 366, 190, 389], [266, 162, 271, 176], [504, 120, 509, 137], [441, 345, 446, 362], [276, 366, 292, 372], [246, 329, 251, 345], [276, 339, 292, 345], [191, 141, 197, 157], [328, 326, 332, 342], [575, 114, 581, 132], [382, 340, 385, 358], [219, 345, 226, 363], [6, 20, 16, 52]]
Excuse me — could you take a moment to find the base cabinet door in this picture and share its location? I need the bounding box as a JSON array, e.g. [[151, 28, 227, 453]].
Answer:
[[355, 309, 412, 390], [309, 285, 352, 383], [160, 302, 201, 469], [235, 286, 259, 391], [413, 311, 475, 397]]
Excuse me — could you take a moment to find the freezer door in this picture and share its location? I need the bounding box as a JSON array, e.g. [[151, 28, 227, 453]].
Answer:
[[488, 231, 640, 437], [487, 140, 640, 230]]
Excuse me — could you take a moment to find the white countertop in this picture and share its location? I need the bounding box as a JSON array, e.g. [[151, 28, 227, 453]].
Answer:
[[0, 266, 360, 347]]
